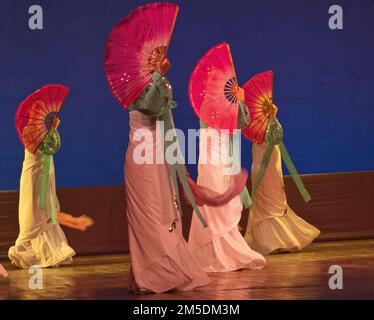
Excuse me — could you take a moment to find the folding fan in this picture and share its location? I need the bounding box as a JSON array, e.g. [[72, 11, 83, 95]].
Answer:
[[15, 84, 70, 154], [104, 2, 179, 109], [242, 71, 311, 202], [189, 42, 241, 133], [242, 70, 274, 144]]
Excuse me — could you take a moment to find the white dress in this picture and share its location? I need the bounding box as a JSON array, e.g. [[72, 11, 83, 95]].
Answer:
[[188, 129, 266, 272], [245, 143, 320, 254], [8, 150, 75, 268]]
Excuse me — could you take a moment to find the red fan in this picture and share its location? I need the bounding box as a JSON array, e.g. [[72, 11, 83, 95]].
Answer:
[[15, 84, 70, 153], [242, 71, 274, 144], [189, 42, 241, 133], [104, 2, 179, 109]]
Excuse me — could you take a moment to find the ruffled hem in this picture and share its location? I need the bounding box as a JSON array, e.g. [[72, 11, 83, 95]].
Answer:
[[8, 225, 75, 269], [245, 207, 320, 255], [132, 239, 211, 293], [189, 227, 266, 273]]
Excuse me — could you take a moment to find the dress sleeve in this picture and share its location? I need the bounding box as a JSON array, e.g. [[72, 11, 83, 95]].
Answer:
[[237, 100, 250, 129], [132, 71, 174, 117], [38, 128, 61, 156]]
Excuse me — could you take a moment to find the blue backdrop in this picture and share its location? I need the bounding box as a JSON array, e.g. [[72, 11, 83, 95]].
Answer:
[[0, 0, 373, 190]]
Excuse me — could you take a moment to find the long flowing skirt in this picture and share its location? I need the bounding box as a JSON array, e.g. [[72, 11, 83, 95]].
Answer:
[[188, 128, 266, 272], [125, 111, 210, 293], [8, 150, 75, 268], [245, 143, 320, 254]]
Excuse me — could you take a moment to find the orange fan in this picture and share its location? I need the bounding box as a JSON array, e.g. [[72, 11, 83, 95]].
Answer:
[[15, 84, 70, 153], [242, 70, 274, 144], [104, 2, 179, 109]]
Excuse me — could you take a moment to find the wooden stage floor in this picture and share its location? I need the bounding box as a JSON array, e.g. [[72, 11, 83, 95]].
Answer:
[[1, 239, 373, 300]]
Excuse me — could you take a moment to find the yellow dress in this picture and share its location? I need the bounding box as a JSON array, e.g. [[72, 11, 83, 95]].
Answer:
[[245, 143, 320, 254]]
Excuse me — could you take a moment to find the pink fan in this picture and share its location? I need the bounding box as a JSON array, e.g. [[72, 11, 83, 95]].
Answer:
[[189, 42, 240, 133], [104, 2, 179, 109]]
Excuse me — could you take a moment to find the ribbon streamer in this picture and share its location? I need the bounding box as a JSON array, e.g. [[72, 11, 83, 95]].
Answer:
[[252, 118, 311, 203], [161, 109, 208, 228], [37, 128, 60, 224], [279, 142, 311, 202], [38, 156, 58, 224]]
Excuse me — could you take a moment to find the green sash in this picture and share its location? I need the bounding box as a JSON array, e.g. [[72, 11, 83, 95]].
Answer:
[[132, 72, 208, 227], [252, 119, 311, 203], [37, 128, 61, 224], [160, 110, 208, 228]]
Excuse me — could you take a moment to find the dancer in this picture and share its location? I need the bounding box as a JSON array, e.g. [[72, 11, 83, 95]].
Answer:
[[188, 42, 265, 271], [188, 98, 266, 272], [125, 67, 214, 293], [104, 3, 211, 293], [243, 71, 320, 254], [105, 4, 249, 293], [244, 120, 320, 254], [10, 85, 93, 269]]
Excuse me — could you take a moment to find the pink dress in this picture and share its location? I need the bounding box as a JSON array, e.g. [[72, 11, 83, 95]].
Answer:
[[188, 128, 266, 272], [125, 73, 210, 293], [245, 143, 320, 254]]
